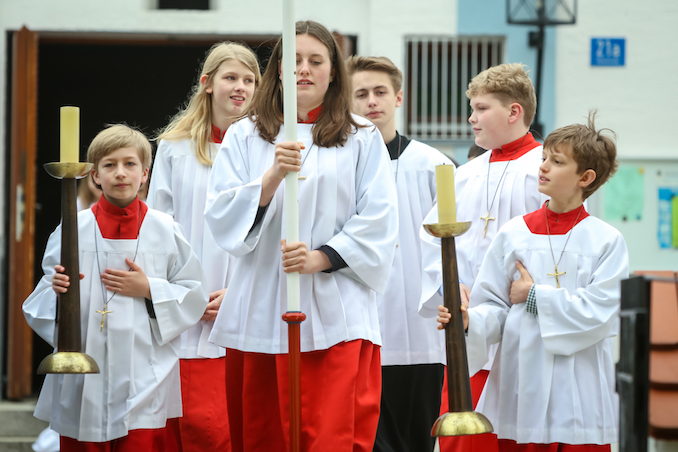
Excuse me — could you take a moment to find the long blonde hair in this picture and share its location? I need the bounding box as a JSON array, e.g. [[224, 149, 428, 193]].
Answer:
[[157, 42, 261, 165], [250, 21, 361, 148]]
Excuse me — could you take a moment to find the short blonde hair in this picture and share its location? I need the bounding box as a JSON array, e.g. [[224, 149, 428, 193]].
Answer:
[[345, 56, 403, 93], [544, 111, 618, 200], [87, 124, 152, 170], [466, 63, 537, 127]]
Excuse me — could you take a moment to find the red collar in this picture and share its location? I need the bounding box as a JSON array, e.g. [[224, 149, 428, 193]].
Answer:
[[524, 201, 589, 235], [210, 124, 226, 144], [489, 132, 541, 163], [298, 105, 322, 124], [91, 196, 148, 239]]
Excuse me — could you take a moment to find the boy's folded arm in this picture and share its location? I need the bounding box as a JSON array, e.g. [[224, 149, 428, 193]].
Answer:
[[146, 224, 209, 346], [537, 235, 629, 356]]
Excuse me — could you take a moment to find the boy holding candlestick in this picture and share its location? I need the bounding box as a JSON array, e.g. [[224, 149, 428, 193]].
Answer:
[[347, 55, 452, 452], [438, 113, 627, 451], [419, 63, 548, 451], [23, 124, 208, 451]]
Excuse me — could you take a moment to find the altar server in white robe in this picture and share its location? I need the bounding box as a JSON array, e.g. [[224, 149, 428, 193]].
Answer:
[[347, 55, 452, 452], [23, 125, 207, 451], [418, 63, 549, 452], [205, 21, 398, 452], [438, 113, 627, 451], [148, 42, 260, 452]]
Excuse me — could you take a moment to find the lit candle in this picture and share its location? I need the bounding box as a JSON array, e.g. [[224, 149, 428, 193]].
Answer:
[[282, 0, 300, 312], [60, 106, 80, 163], [436, 164, 456, 224]]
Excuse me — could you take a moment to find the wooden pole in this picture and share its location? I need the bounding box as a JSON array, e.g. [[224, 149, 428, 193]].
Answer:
[[440, 236, 474, 413], [58, 177, 82, 352]]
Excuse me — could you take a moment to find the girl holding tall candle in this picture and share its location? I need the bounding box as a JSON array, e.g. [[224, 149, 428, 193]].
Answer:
[[205, 21, 398, 452], [147, 42, 260, 452]]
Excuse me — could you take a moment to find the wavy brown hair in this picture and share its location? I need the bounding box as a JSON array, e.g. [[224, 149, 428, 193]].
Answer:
[[249, 20, 361, 147]]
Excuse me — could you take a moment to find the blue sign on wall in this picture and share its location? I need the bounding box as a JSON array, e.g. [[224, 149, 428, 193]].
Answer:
[[591, 38, 625, 66]]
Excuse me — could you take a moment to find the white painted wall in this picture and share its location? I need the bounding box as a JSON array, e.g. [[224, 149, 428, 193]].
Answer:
[[554, 0, 678, 160]]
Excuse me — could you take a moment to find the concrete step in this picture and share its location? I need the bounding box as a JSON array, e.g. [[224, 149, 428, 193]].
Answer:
[[0, 400, 49, 451], [0, 400, 47, 438], [0, 437, 41, 452]]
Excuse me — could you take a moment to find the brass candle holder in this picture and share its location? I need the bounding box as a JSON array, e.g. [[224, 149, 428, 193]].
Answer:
[[423, 221, 493, 437], [37, 162, 99, 374]]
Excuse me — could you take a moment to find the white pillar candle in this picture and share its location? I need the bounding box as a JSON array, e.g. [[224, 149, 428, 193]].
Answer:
[[282, 0, 300, 312]]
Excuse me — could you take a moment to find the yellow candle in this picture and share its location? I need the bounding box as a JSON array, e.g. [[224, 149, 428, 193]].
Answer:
[[436, 164, 456, 224], [60, 106, 79, 163]]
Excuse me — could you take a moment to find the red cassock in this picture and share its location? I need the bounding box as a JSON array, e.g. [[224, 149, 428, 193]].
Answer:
[[226, 339, 381, 452]]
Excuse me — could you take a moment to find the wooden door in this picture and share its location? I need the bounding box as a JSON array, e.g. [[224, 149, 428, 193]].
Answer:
[[7, 26, 38, 400]]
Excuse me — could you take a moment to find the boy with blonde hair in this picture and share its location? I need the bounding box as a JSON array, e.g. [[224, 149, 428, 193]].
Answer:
[[24, 124, 208, 451], [420, 63, 548, 451], [438, 113, 627, 451], [347, 55, 453, 452]]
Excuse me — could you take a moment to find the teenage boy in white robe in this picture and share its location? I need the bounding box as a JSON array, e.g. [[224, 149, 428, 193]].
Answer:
[[419, 63, 548, 452], [438, 113, 627, 451], [347, 55, 452, 452], [23, 124, 208, 451]]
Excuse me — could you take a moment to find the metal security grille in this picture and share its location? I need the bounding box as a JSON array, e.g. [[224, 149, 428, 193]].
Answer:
[[406, 36, 505, 141]]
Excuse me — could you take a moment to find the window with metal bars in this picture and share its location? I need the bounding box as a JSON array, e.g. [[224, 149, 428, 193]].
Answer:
[[405, 36, 505, 142]]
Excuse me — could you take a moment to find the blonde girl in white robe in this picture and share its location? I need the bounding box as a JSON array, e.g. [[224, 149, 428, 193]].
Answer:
[[147, 42, 260, 452]]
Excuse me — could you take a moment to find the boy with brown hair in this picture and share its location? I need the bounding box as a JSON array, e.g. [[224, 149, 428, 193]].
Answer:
[[438, 112, 628, 451], [419, 63, 548, 451], [23, 124, 208, 451], [347, 55, 453, 452]]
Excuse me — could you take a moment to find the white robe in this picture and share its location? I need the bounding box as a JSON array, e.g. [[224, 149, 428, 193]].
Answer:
[[23, 209, 208, 442], [466, 214, 628, 445], [419, 146, 548, 317], [204, 116, 399, 354], [379, 140, 451, 366], [147, 138, 233, 359]]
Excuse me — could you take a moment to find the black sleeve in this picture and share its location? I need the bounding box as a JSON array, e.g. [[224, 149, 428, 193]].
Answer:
[[248, 205, 268, 233], [145, 298, 157, 319], [317, 245, 348, 273]]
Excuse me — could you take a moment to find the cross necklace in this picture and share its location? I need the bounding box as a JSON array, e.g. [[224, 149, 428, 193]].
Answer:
[[481, 133, 529, 238], [297, 143, 315, 180], [544, 201, 584, 288], [93, 202, 142, 332]]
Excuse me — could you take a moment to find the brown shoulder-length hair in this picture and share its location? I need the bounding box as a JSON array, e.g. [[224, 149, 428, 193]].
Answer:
[[249, 20, 361, 148]]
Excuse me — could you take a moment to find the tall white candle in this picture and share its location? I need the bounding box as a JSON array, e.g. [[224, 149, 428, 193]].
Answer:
[[282, 0, 300, 312]]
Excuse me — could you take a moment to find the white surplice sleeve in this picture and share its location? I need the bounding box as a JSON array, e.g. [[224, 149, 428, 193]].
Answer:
[[325, 126, 398, 295], [205, 125, 276, 258], [146, 139, 175, 217], [147, 221, 208, 345], [23, 227, 62, 347], [465, 240, 513, 375], [535, 231, 628, 356], [418, 204, 443, 318]]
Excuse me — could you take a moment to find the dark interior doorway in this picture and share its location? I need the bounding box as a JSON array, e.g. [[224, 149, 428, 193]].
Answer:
[[29, 34, 276, 394]]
